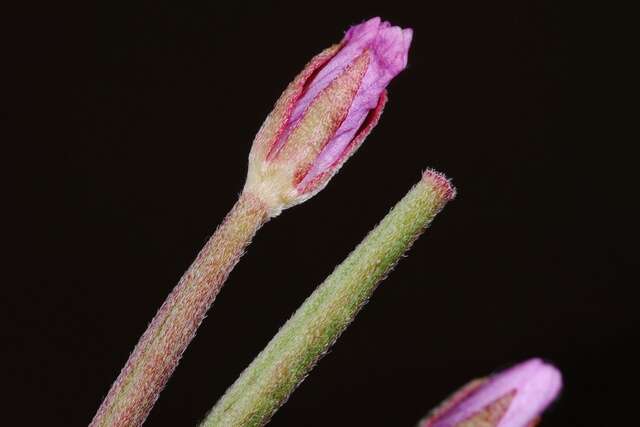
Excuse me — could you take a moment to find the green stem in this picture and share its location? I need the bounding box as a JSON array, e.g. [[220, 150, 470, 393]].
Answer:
[[202, 170, 455, 427]]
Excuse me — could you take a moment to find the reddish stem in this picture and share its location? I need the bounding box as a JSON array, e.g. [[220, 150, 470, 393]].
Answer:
[[91, 192, 269, 427]]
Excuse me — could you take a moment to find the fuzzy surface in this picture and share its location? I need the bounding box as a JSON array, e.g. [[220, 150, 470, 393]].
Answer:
[[202, 170, 455, 427], [90, 193, 268, 427]]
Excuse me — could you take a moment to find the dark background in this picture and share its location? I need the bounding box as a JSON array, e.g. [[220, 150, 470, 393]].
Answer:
[[5, 0, 634, 426]]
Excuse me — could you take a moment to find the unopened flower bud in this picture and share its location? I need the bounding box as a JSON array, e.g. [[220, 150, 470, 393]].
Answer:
[[244, 17, 413, 215], [420, 359, 562, 427]]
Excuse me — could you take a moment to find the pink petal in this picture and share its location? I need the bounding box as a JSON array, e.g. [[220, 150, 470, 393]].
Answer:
[[297, 17, 412, 189], [428, 359, 562, 427]]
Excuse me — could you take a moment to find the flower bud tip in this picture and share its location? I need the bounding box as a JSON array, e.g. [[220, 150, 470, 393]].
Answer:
[[245, 17, 412, 215], [421, 358, 562, 427]]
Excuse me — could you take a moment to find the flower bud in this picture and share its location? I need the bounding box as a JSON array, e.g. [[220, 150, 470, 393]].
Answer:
[[420, 359, 562, 427], [244, 17, 413, 215]]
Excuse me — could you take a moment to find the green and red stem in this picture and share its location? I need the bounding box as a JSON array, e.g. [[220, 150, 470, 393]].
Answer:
[[201, 170, 455, 427]]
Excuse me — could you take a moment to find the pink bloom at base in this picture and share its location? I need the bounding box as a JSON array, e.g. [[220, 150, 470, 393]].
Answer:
[[420, 359, 562, 427], [245, 17, 413, 215]]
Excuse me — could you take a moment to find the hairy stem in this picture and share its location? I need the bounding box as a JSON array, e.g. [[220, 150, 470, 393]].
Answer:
[[202, 170, 455, 427], [91, 192, 269, 427]]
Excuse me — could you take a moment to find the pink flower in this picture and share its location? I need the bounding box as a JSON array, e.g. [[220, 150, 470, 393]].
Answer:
[[420, 359, 562, 427], [245, 17, 413, 215]]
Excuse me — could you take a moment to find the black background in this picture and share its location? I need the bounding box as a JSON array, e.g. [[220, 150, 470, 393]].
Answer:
[[5, 1, 634, 426]]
